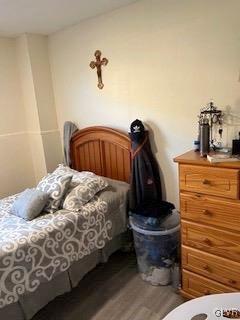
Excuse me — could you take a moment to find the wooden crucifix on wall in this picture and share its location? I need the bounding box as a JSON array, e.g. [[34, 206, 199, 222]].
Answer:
[[90, 50, 108, 89]]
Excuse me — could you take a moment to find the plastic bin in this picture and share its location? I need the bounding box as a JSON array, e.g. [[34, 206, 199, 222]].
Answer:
[[130, 209, 180, 286]]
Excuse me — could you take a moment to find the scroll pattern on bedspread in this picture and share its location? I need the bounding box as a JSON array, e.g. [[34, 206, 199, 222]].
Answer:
[[0, 194, 111, 308]]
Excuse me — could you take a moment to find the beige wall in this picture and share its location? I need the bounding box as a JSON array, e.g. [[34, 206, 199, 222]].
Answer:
[[0, 34, 62, 198], [16, 34, 62, 181], [49, 0, 240, 206], [0, 37, 35, 197]]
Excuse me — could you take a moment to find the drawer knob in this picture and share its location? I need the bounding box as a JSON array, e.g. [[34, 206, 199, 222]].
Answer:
[[229, 279, 237, 285], [202, 209, 211, 216], [203, 264, 211, 272], [203, 289, 210, 295], [203, 238, 212, 246], [202, 179, 211, 185]]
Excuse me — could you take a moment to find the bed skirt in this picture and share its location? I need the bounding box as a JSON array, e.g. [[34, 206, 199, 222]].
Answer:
[[0, 234, 124, 320]]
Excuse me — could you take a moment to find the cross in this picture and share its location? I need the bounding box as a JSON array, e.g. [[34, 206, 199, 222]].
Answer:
[[90, 50, 108, 89]]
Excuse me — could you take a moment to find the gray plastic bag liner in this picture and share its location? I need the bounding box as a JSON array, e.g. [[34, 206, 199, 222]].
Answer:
[[130, 220, 180, 236], [130, 211, 180, 286]]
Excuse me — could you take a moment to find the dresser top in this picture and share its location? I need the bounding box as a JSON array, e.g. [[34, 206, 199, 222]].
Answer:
[[174, 150, 240, 169]]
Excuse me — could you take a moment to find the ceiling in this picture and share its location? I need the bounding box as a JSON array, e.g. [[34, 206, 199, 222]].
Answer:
[[0, 0, 138, 37]]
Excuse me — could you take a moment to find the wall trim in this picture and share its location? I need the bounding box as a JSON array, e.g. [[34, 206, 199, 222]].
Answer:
[[0, 131, 26, 138], [0, 129, 59, 139], [29, 129, 59, 136]]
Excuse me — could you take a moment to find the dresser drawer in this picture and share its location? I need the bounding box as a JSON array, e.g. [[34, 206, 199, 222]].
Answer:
[[180, 192, 240, 232], [179, 164, 239, 199], [182, 246, 240, 290], [182, 269, 238, 298], [182, 221, 240, 262]]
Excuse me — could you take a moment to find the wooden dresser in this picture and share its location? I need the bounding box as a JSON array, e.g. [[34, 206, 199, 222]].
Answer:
[[174, 150, 240, 299]]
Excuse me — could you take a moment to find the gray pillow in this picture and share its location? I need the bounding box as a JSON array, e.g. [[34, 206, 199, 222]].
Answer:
[[12, 188, 49, 221], [53, 164, 95, 189], [37, 173, 72, 213], [63, 176, 108, 212]]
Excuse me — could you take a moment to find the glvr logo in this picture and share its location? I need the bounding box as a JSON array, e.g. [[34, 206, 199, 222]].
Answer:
[[223, 310, 240, 319], [215, 308, 240, 319]]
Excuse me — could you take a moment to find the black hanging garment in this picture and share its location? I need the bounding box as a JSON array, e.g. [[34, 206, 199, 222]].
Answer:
[[129, 119, 174, 218]]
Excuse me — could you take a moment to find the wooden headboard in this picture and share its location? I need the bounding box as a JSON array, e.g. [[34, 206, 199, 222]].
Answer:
[[70, 126, 131, 183]]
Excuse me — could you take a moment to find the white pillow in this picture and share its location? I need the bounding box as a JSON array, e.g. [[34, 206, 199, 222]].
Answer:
[[63, 176, 108, 212], [37, 173, 72, 213]]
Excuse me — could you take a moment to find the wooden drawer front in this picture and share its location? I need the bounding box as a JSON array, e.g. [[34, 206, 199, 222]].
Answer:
[[182, 269, 237, 298], [182, 246, 240, 290], [180, 193, 240, 232], [179, 164, 239, 199], [182, 221, 240, 262]]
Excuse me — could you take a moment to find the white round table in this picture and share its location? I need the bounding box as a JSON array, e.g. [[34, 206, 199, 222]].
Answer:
[[162, 293, 240, 320]]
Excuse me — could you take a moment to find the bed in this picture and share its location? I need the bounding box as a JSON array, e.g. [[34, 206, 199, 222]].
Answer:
[[0, 126, 131, 320]]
